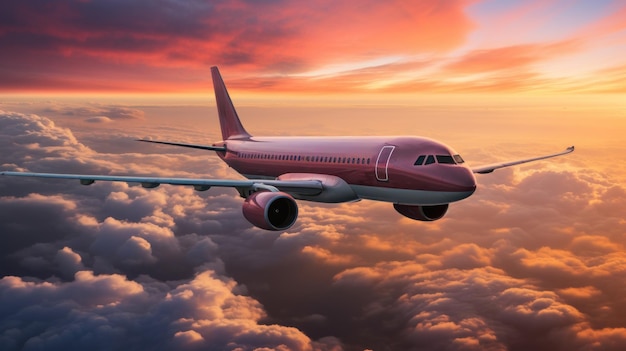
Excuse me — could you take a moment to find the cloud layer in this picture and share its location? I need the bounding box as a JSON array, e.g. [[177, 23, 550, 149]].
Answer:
[[1, 109, 626, 350]]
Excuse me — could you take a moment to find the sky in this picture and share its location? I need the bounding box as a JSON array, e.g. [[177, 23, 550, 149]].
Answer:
[[1, 1, 626, 350]]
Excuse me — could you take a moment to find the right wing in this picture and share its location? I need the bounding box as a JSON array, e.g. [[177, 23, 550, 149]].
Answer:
[[471, 146, 574, 174], [0, 171, 323, 196]]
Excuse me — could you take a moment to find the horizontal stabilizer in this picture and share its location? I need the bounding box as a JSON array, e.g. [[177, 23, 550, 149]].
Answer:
[[137, 139, 226, 152]]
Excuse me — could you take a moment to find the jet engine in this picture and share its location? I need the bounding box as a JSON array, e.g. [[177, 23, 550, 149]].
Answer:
[[242, 191, 298, 230], [393, 203, 449, 221]]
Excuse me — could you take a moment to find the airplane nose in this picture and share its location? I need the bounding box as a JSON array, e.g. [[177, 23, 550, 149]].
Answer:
[[445, 167, 477, 193]]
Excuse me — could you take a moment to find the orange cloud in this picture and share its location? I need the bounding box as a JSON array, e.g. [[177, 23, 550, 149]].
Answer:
[[557, 286, 602, 300], [443, 41, 581, 74]]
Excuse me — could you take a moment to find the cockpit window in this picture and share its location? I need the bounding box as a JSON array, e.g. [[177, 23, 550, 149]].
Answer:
[[436, 155, 455, 164], [415, 154, 465, 166], [414, 155, 426, 165]]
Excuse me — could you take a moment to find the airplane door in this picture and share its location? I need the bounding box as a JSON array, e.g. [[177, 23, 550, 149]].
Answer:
[[375, 145, 395, 181]]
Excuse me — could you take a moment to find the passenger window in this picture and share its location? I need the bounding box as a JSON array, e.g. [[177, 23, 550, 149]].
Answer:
[[425, 155, 435, 165], [414, 155, 426, 165], [436, 155, 455, 164]]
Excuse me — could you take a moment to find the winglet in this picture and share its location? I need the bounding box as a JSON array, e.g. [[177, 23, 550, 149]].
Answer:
[[211, 66, 252, 141]]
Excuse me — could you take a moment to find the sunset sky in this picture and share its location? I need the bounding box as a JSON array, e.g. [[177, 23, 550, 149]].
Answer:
[[1, 0, 625, 98], [1, 1, 626, 351]]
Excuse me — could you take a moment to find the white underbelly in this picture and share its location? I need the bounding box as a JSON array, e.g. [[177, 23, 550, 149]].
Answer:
[[350, 184, 474, 205]]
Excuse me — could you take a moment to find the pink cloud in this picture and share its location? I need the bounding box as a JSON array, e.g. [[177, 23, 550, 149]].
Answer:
[[0, 0, 475, 92]]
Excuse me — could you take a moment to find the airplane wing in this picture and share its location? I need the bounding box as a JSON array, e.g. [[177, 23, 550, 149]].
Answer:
[[471, 146, 574, 174], [0, 171, 323, 196]]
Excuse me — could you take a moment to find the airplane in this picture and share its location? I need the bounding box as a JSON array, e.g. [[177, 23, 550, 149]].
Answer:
[[0, 66, 574, 231]]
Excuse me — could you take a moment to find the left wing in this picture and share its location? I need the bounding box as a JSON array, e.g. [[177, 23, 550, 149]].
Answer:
[[472, 146, 574, 174], [0, 171, 323, 196]]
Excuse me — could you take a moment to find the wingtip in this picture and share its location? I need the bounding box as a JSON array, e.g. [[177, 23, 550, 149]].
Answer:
[[567, 145, 575, 152]]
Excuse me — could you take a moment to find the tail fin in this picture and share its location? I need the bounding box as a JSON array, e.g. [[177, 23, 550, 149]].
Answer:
[[211, 66, 252, 140]]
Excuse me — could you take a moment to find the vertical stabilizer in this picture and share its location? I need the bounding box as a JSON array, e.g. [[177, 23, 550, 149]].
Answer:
[[211, 66, 252, 140]]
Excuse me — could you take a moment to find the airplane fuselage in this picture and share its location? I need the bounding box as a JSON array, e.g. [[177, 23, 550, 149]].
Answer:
[[218, 136, 477, 206]]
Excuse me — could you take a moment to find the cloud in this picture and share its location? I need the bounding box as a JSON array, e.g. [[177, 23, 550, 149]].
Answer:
[[0, 110, 337, 350], [0, 270, 325, 351], [2, 108, 626, 350], [54, 246, 86, 279], [333, 262, 626, 350], [84, 116, 113, 123], [0, 1, 624, 95], [444, 41, 582, 75], [0, 0, 474, 92], [55, 106, 145, 120]]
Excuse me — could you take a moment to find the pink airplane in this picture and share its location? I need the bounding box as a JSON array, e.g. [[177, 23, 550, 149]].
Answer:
[[1, 67, 574, 230]]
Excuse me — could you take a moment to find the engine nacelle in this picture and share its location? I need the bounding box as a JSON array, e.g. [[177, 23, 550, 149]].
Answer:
[[393, 203, 449, 221], [276, 173, 358, 203], [242, 191, 298, 231]]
